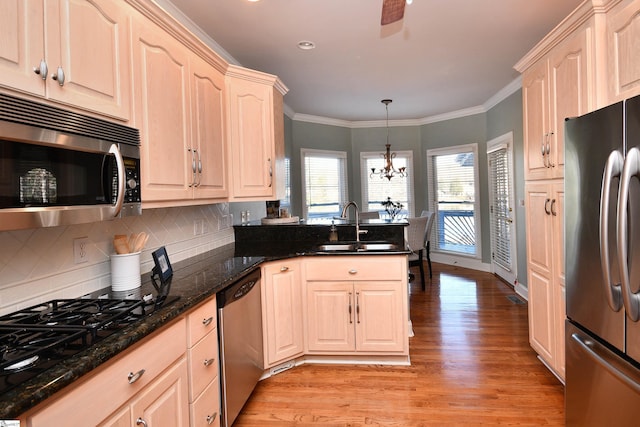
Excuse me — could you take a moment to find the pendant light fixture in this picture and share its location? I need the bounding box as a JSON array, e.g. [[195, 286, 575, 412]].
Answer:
[[370, 99, 407, 181]]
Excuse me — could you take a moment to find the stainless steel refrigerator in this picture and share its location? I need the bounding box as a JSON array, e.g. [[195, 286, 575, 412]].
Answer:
[[565, 95, 640, 426]]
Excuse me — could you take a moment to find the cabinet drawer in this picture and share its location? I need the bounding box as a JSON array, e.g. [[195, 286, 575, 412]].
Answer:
[[28, 318, 186, 424], [188, 329, 219, 400], [190, 377, 221, 427], [305, 256, 406, 281], [187, 296, 217, 347]]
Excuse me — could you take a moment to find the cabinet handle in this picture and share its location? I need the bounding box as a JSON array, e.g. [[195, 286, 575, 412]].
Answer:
[[348, 269, 357, 275], [33, 59, 48, 80], [546, 132, 555, 167], [268, 158, 273, 188], [203, 357, 215, 366], [356, 292, 361, 324], [136, 418, 148, 427], [348, 292, 353, 324], [544, 198, 551, 215], [280, 266, 289, 272], [206, 413, 218, 425], [188, 148, 196, 187], [128, 369, 145, 384], [194, 149, 202, 187], [50, 66, 65, 86], [202, 316, 214, 326], [541, 139, 547, 168], [550, 199, 557, 216]]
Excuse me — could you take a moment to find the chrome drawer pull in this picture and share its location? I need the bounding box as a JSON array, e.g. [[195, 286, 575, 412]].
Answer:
[[280, 266, 289, 272], [136, 417, 147, 427], [202, 316, 214, 326], [203, 357, 215, 366], [127, 369, 145, 384], [206, 412, 218, 425], [349, 269, 357, 275]]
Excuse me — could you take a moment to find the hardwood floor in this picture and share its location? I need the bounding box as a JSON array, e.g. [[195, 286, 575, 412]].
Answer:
[[234, 263, 565, 426]]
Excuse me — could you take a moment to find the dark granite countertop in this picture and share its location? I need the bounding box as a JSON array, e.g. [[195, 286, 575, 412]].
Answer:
[[2, 229, 410, 419], [1, 243, 263, 419]]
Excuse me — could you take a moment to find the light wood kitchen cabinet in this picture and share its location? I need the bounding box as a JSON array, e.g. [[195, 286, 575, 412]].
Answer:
[[26, 319, 188, 426], [0, 0, 131, 121], [131, 14, 228, 206], [186, 296, 221, 427], [606, 0, 640, 103], [304, 256, 408, 355], [525, 181, 565, 380], [226, 65, 288, 201], [521, 26, 590, 181], [100, 358, 190, 427], [261, 259, 304, 367]]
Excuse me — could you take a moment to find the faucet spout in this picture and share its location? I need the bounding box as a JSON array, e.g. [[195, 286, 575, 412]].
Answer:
[[340, 201, 367, 242]]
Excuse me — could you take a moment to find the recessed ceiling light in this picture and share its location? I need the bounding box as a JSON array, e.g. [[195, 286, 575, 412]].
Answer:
[[297, 40, 316, 50]]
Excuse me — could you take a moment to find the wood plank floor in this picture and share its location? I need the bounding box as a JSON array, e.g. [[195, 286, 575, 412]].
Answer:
[[234, 263, 565, 426]]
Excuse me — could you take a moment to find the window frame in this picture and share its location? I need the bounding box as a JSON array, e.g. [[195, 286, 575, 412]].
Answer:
[[426, 143, 482, 259], [300, 148, 349, 220], [360, 150, 415, 218]]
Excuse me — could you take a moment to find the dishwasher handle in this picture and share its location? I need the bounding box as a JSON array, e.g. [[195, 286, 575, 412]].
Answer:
[[216, 269, 261, 308]]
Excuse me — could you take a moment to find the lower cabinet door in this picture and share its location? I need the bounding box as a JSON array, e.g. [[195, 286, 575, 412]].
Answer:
[[355, 282, 406, 353], [306, 281, 355, 352], [190, 378, 221, 427], [129, 357, 190, 427]]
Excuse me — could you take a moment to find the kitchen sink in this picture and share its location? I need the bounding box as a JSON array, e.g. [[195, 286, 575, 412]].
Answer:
[[315, 241, 401, 253]]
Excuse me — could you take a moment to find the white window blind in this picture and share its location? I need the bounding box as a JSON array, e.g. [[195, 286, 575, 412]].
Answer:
[[427, 144, 481, 257], [361, 151, 414, 218], [301, 149, 348, 219], [488, 146, 512, 270]]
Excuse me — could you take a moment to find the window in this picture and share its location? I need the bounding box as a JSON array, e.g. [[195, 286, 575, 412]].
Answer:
[[361, 151, 414, 218], [281, 157, 291, 210], [301, 149, 348, 219], [427, 143, 481, 257]]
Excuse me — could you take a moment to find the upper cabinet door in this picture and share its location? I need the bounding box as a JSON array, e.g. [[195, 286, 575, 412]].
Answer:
[[547, 29, 589, 180], [607, 0, 640, 103], [227, 74, 275, 199], [44, 0, 131, 121], [190, 55, 228, 200], [522, 60, 549, 181], [0, 0, 45, 96], [131, 16, 192, 203]]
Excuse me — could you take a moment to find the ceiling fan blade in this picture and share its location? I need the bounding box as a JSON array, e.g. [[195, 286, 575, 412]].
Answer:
[[381, 0, 406, 25]]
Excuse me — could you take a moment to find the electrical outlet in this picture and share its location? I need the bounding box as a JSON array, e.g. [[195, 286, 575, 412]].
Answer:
[[193, 218, 205, 236], [73, 237, 90, 264]]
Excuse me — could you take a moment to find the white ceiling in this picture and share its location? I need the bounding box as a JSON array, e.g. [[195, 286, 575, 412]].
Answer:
[[163, 0, 583, 123]]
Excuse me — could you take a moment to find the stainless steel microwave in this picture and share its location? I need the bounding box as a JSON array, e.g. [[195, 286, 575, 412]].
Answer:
[[0, 94, 141, 231]]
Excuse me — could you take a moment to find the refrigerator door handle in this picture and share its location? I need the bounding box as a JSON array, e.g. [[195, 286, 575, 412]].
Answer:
[[600, 150, 624, 312], [571, 331, 640, 394], [617, 147, 640, 321]]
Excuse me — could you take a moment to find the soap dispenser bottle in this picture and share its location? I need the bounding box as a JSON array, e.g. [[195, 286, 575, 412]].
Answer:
[[329, 221, 338, 242]]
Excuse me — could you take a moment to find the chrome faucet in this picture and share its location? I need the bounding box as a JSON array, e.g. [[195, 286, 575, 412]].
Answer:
[[340, 201, 368, 242]]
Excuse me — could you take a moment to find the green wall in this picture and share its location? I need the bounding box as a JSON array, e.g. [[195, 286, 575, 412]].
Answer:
[[283, 89, 526, 286]]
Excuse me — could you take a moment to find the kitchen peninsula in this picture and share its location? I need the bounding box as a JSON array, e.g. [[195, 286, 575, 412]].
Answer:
[[5, 220, 410, 425]]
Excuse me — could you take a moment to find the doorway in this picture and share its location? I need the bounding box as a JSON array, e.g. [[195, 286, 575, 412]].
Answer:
[[487, 132, 517, 285]]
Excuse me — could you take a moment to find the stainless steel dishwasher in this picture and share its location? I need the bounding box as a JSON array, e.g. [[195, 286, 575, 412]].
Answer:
[[217, 269, 263, 427]]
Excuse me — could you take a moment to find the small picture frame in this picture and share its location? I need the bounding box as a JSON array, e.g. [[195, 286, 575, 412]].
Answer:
[[151, 246, 173, 288]]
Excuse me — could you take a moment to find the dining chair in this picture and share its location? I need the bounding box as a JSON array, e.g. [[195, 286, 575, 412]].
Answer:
[[406, 215, 429, 289], [421, 210, 435, 282]]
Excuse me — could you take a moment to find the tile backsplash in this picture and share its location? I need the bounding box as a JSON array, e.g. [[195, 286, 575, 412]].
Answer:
[[0, 203, 234, 315]]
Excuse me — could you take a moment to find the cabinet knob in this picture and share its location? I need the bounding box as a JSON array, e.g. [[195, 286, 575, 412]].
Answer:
[[348, 269, 357, 275], [136, 418, 148, 427], [280, 266, 289, 272], [206, 413, 218, 425], [203, 357, 215, 366], [127, 369, 146, 384], [33, 59, 48, 80], [202, 316, 214, 326], [50, 66, 65, 86]]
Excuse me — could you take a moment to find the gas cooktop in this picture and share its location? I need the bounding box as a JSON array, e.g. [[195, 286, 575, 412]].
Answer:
[[0, 298, 149, 395]]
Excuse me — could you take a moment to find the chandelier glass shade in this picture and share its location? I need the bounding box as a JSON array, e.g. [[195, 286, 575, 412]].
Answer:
[[370, 99, 407, 181]]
